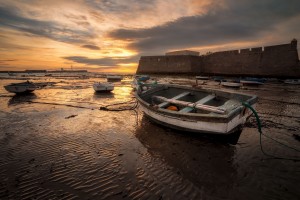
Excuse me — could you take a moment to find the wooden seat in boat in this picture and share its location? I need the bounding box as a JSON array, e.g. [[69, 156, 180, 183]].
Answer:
[[158, 92, 190, 108], [179, 94, 215, 113]]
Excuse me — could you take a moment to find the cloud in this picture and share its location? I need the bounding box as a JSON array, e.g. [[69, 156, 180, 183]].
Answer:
[[0, 6, 94, 44], [63, 55, 139, 67], [86, 0, 154, 14], [81, 44, 100, 50], [0, 59, 17, 62], [108, 0, 300, 54]]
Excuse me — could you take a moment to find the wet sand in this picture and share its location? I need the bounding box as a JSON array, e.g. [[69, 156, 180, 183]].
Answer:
[[0, 77, 299, 199]]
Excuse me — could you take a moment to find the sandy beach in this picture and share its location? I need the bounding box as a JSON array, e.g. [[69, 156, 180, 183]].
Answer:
[[0, 76, 299, 200]]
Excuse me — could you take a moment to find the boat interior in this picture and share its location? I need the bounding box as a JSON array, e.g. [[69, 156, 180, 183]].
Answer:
[[139, 85, 256, 115]]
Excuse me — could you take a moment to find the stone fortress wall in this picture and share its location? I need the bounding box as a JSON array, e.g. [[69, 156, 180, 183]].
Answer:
[[137, 39, 300, 77]]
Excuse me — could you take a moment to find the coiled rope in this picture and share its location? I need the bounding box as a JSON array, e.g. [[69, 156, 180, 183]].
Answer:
[[99, 98, 138, 111], [242, 102, 300, 161]]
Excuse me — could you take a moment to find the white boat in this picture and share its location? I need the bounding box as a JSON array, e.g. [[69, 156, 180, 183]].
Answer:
[[240, 80, 264, 85], [196, 76, 209, 80], [221, 81, 241, 88], [240, 78, 265, 86], [106, 75, 122, 82], [132, 78, 157, 91], [131, 78, 139, 90], [93, 82, 114, 92], [4, 81, 36, 94], [136, 84, 257, 143], [284, 79, 300, 85]]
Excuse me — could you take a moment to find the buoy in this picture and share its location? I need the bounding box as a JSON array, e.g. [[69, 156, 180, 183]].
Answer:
[[166, 105, 178, 111]]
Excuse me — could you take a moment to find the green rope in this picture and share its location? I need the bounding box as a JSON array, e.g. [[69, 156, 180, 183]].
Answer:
[[242, 102, 300, 161]]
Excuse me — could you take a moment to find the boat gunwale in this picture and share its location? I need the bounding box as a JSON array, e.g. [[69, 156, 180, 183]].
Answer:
[[6, 82, 36, 87]]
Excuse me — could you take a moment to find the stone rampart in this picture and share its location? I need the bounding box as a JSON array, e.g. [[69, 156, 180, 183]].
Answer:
[[136, 40, 300, 77], [137, 55, 200, 74]]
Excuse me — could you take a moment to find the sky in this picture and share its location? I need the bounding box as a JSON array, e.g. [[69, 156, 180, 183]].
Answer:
[[0, 0, 299, 73]]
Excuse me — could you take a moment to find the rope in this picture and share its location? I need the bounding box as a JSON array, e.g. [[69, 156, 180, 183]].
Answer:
[[242, 102, 300, 161], [99, 99, 138, 111], [99, 98, 140, 127]]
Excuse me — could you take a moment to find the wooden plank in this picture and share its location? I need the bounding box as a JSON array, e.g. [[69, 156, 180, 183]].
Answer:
[[218, 99, 240, 110], [158, 92, 190, 108], [179, 94, 215, 113], [155, 96, 225, 114]]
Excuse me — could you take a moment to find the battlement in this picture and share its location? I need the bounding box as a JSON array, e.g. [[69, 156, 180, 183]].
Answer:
[[207, 40, 298, 55], [137, 39, 300, 77]]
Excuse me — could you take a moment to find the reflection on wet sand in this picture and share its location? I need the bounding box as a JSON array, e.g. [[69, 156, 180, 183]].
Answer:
[[135, 116, 237, 198], [93, 92, 115, 99], [8, 93, 37, 106], [0, 77, 299, 199]]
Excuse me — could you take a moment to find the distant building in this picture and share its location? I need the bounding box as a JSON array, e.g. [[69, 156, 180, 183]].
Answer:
[[49, 70, 88, 73], [166, 50, 200, 56], [25, 70, 47, 73]]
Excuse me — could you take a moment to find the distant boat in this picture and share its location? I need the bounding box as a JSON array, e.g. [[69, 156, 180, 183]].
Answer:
[[240, 77, 265, 86], [212, 76, 224, 82], [107, 75, 122, 82], [284, 79, 300, 85], [196, 76, 209, 80], [93, 82, 114, 92], [4, 81, 36, 94], [133, 78, 158, 92], [8, 72, 16, 76], [135, 84, 257, 143], [240, 80, 264, 86], [78, 75, 89, 79], [131, 78, 139, 90], [136, 75, 150, 81], [221, 81, 241, 88]]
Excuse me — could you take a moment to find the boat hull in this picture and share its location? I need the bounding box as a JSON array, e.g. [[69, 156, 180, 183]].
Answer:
[[136, 84, 257, 139], [138, 101, 254, 135], [284, 79, 300, 85], [106, 75, 122, 82], [221, 82, 241, 88], [4, 85, 35, 93], [93, 84, 114, 92], [240, 80, 264, 85]]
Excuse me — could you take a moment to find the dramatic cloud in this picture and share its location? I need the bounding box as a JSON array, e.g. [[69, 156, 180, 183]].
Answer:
[[0, 0, 299, 72], [81, 45, 101, 50], [0, 6, 94, 44], [0, 59, 17, 62], [63, 55, 139, 67], [108, 0, 300, 54]]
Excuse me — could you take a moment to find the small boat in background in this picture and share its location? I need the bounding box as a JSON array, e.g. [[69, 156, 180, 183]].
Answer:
[[136, 84, 257, 143], [131, 78, 139, 90], [212, 76, 224, 82], [240, 80, 264, 86], [196, 76, 209, 80], [284, 79, 300, 85], [221, 81, 241, 88], [196, 76, 210, 85], [4, 81, 37, 94], [133, 78, 158, 92], [93, 82, 114, 92], [136, 75, 150, 82], [107, 75, 122, 82], [240, 77, 265, 86]]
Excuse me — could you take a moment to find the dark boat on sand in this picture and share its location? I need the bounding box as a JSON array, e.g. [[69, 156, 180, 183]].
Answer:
[[4, 81, 36, 94]]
